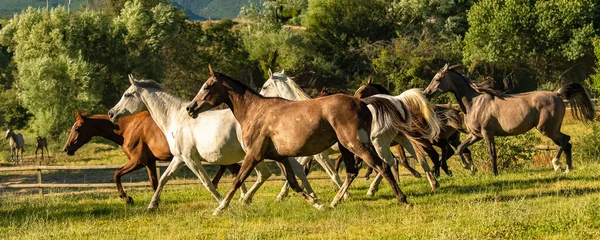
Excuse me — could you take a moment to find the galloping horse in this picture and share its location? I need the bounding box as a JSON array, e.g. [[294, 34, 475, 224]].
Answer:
[[63, 111, 241, 204], [5, 129, 24, 163], [108, 75, 282, 211], [186, 66, 436, 214], [423, 64, 595, 175], [35, 136, 49, 161], [354, 80, 472, 177]]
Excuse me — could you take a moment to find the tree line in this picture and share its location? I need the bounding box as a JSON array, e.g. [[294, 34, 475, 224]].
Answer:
[[0, 0, 599, 138]]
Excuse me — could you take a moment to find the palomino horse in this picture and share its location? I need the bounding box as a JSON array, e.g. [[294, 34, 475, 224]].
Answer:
[[186, 66, 436, 214], [423, 64, 595, 175], [63, 111, 241, 204], [108, 76, 286, 211], [354, 80, 472, 177], [354, 81, 471, 196], [5, 129, 24, 163], [35, 136, 49, 161]]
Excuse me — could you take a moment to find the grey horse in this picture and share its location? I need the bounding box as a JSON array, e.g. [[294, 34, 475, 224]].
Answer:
[[423, 64, 595, 175], [5, 129, 25, 163]]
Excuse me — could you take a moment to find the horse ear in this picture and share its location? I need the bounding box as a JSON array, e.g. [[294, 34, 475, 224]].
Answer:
[[367, 77, 372, 84], [74, 110, 82, 120], [442, 63, 449, 72], [268, 68, 273, 78], [280, 69, 285, 75], [209, 64, 214, 76], [128, 74, 137, 87]]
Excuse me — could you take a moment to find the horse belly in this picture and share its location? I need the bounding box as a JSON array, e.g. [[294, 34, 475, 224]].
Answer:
[[269, 122, 338, 157]]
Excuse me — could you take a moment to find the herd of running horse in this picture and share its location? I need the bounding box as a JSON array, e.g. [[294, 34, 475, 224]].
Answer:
[[62, 64, 595, 215]]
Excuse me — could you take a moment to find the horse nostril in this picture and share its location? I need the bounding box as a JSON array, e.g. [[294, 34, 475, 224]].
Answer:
[[108, 112, 114, 119], [63, 148, 67, 152], [186, 106, 191, 112]]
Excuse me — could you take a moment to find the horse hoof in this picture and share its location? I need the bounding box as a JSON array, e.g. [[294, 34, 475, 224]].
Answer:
[[342, 192, 350, 201], [553, 165, 562, 172], [212, 208, 224, 216], [125, 196, 134, 205], [404, 203, 414, 210], [366, 189, 377, 197], [412, 172, 422, 178], [445, 170, 453, 177], [314, 203, 325, 211], [241, 198, 252, 205]]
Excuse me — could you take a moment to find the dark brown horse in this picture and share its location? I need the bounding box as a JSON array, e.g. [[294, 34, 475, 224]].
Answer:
[[63, 110, 240, 204], [186, 67, 424, 214], [35, 136, 49, 161], [423, 64, 595, 175]]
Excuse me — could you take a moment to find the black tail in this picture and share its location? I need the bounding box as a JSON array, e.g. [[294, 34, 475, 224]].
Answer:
[[557, 83, 595, 123]]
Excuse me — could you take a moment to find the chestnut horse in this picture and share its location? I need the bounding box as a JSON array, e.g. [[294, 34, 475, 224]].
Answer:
[[35, 136, 49, 161], [63, 111, 240, 204], [186, 67, 431, 214]]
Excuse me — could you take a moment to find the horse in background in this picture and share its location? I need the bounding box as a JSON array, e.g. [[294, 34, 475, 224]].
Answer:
[[63, 110, 242, 204], [35, 136, 49, 161], [423, 64, 595, 175], [5, 129, 24, 164]]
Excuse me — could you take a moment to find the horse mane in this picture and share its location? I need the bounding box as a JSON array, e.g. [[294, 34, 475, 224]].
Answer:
[[283, 76, 311, 100], [367, 83, 391, 95], [135, 79, 163, 90], [447, 68, 506, 98], [214, 72, 259, 95]]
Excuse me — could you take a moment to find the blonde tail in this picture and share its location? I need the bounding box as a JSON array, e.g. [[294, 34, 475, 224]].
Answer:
[[396, 89, 441, 140]]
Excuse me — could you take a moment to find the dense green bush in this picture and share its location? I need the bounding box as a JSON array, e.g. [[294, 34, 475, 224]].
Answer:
[[469, 131, 541, 173]]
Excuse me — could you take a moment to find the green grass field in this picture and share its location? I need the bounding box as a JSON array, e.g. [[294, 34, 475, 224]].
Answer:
[[1, 114, 600, 239]]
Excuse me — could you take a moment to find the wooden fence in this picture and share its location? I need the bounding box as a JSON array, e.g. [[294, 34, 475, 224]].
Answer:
[[0, 162, 332, 197]]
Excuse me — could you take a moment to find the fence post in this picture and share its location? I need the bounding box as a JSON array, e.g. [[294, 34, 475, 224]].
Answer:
[[36, 168, 43, 197], [156, 166, 161, 178]]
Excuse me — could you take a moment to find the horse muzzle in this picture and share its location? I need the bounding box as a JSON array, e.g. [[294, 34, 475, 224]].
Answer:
[[64, 147, 75, 156]]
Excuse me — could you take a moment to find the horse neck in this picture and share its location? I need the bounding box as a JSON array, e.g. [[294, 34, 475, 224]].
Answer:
[[449, 73, 480, 115], [87, 116, 124, 145], [224, 83, 263, 124], [139, 89, 187, 134]]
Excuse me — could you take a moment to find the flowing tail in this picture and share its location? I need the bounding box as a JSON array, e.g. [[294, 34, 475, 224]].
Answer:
[[556, 83, 595, 123], [362, 89, 441, 155]]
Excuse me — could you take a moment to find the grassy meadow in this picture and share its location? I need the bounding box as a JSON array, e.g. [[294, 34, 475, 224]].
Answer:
[[0, 114, 599, 239]]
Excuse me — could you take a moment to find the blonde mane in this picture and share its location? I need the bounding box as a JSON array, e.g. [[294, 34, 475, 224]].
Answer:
[[283, 76, 311, 101]]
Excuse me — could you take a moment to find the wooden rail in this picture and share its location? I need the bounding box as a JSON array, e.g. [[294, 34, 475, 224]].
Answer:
[[0, 162, 331, 197]]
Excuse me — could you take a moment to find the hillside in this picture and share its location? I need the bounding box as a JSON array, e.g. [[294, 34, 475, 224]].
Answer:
[[0, 0, 260, 20]]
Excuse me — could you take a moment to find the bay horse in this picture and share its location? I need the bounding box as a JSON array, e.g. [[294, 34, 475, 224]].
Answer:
[[63, 111, 242, 204], [108, 75, 282, 211], [186, 66, 436, 214], [5, 129, 24, 163], [35, 136, 49, 161], [423, 64, 595, 175]]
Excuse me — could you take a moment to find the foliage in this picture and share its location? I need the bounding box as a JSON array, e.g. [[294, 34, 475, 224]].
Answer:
[[0, 89, 29, 129], [578, 120, 600, 162], [469, 131, 541, 173]]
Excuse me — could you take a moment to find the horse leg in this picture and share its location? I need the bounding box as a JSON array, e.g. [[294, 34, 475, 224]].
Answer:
[[482, 132, 498, 175], [330, 145, 359, 208], [366, 136, 395, 197], [436, 139, 453, 177], [278, 157, 323, 209], [457, 134, 482, 174], [396, 136, 438, 191], [35, 148, 38, 161], [240, 161, 271, 204], [424, 142, 441, 178], [548, 133, 571, 173], [313, 151, 344, 189], [114, 159, 144, 205], [395, 145, 421, 178], [277, 156, 311, 201], [145, 159, 158, 191], [211, 166, 228, 189], [148, 157, 185, 210], [181, 156, 222, 202]]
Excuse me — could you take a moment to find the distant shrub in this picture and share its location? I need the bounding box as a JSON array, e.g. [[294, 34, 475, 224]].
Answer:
[[577, 120, 600, 162], [470, 131, 540, 173]]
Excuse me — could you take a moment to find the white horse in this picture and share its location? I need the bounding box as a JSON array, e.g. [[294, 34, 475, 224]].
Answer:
[[263, 71, 441, 202], [5, 129, 24, 163], [260, 69, 345, 200], [108, 75, 318, 210]]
